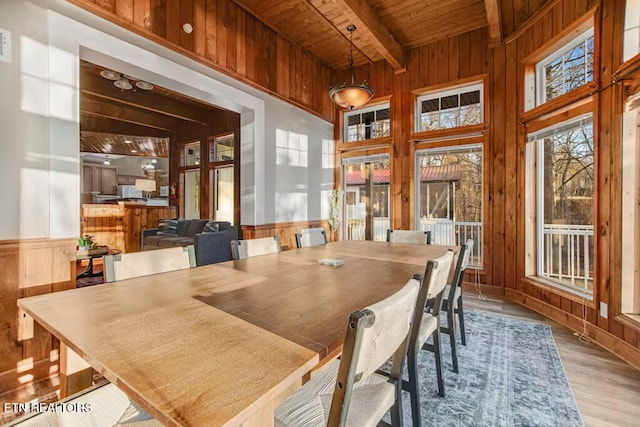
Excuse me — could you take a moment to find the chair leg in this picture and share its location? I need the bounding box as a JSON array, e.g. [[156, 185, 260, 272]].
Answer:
[[447, 308, 459, 373], [433, 328, 445, 397], [390, 381, 403, 427], [407, 350, 421, 427], [458, 295, 467, 346]]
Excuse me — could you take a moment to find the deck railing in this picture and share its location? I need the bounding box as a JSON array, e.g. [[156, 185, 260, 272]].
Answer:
[[344, 213, 594, 290], [344, 214, 483, 267], [418, 220, 483, 267], [541, 224, 594, 292]]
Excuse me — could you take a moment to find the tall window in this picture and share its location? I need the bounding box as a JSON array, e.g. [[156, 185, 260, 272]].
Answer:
[[344, 103, 390, 143], [536, 29, 594, 105], [527, 115, 595, 297], [415, 83, 483, 132], [208, 133, 236, 224], [342, 154, 390, 241], [415, 144, 483, 266], [180, 141, 201, 219]]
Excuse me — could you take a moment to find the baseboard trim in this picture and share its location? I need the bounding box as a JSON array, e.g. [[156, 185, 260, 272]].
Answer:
[[506, 288, 640, 371], [462, 282, 506, 298]]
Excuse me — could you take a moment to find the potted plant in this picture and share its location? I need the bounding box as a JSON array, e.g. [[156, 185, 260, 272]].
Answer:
[[328, 188, 343, 241], [77, 235, 108, 256]]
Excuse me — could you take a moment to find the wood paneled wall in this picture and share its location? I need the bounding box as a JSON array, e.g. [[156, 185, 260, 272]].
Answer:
[[81, 204, 177, 253], [501, 0, 552, 38], [68, 0, 334, 122], [51, 0, 640, 370], [0, 239, 76, 394], [334, 1, 640, 368], [499, 0, 640, 368]]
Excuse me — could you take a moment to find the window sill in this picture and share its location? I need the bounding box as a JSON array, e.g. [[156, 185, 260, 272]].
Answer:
[[410, 123, 487, 142], [522, 275, 596, 308], [522, 83, 595, 123], [337, 137, 392, 151]]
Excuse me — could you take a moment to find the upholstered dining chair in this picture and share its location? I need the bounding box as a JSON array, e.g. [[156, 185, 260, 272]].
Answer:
[[386, 229, 432, 245], [275, 276, 421, 427], [404, 250, 454, 425], [103, 245, 196, 283], [295, 227, 328, 248], [231, 236, 281, 260]]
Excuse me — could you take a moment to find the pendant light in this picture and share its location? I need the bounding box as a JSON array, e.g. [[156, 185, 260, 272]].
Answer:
[[329, 25, 374, 110]]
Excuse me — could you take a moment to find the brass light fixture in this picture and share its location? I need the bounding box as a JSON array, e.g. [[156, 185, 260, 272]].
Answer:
[[329, 25, 374, 110]]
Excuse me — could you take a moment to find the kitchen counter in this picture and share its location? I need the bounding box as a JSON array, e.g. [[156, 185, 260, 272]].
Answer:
[[80, 204, 177, 253]]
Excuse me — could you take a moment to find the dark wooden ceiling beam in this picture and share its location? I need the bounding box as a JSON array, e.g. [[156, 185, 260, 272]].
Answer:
[[81, 95, 178, 132], [80, 71, 209, 125], [80, 115, 173, 139], [322, 0, 405, 71], [484, 0, 503, 45]]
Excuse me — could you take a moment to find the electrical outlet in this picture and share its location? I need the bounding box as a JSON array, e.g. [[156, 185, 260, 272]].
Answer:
[[600, 301, 608, 318], [0, 28, 12, 63]]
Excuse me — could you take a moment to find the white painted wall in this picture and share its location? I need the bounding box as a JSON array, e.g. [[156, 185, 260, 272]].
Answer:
[[0, 0, 333, 239], [0, 0, 52, 239]]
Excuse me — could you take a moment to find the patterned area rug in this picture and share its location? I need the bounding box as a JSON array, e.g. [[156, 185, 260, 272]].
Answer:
[[389, 310, 584, 427]]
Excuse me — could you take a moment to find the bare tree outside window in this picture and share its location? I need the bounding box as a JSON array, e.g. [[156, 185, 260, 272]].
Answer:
[[416, 83, 483, 132], [416, 145, 483, 266], [532, 118, 595, 295], [540, 33, 594, 103], [345, 106, 390, 142]]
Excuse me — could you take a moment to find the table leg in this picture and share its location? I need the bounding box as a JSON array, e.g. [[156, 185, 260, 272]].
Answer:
[[239, 379, 301, 427], [77, 258, 103, 279], [59, 343, 93, 398]]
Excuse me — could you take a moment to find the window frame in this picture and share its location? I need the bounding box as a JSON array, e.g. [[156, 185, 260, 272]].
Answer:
[[526, 113, 596, 300], [414, 143, 484, 268], [342, 102, 391, 144], [535, 27, 595, 107], [414, 82, 485, 133]]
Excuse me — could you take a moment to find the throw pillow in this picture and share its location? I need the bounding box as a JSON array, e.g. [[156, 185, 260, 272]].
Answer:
[[186, 219, 209, 236], [202, 220, 220, 233], [177, 220, 190, 236], [156, 218, 178, 236]]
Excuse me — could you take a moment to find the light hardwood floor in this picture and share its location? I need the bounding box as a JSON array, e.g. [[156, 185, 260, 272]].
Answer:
[[465, 294, 640, 427], [1, 295, 639, 426]]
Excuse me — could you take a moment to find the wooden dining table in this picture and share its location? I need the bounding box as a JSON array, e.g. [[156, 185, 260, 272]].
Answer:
[[17, 240, 454, 427]]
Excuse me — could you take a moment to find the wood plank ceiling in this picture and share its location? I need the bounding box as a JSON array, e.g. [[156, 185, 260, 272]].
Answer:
[[232, 0, 491, 70], [80, 132, 169, 158]]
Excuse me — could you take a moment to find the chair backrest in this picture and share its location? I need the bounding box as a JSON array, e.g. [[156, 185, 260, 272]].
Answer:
[[458, 239, 474, 281], [327, 277, 421, 425], [386, 229, 432, 245], [454, 238, 473, 284], [231, 236, 281, 260], [410, 251, 454, 350], [295, 228, 327, 248], [443, 239, 474, 309], [103, 245, 196, 283]]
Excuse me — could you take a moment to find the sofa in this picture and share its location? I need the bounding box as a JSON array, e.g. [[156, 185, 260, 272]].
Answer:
[[142, 219, 240, 266]]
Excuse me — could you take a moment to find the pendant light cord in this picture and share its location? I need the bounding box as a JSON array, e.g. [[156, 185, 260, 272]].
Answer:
[[348, 25, 356, 85]]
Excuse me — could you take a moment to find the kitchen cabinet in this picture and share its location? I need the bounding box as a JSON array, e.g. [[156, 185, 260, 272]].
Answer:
[[82, 165, 118, 195]]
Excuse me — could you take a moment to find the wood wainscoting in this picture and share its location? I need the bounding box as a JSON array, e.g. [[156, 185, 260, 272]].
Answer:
[[241, 220, 332, 251], [81, 204, 177, 253], [0, 238, 76, 395]]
